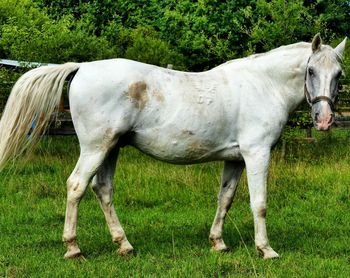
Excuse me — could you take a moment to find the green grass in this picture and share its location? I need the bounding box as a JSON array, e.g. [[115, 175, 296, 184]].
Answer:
[[0, 128, 349, 277]]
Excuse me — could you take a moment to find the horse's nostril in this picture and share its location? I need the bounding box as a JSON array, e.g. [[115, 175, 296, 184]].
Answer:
[[328, 113, 334, 124], [315, 113, 319, 121]]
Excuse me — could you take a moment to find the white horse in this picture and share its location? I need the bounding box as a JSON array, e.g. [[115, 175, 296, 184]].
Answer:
[[0, 34, 346, 259]]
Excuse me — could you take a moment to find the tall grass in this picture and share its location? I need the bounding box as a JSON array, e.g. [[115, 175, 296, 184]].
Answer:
[[0, 128, 349, 277]]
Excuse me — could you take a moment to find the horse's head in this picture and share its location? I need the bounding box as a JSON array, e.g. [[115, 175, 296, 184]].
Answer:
[[305, 34, 347, 131]]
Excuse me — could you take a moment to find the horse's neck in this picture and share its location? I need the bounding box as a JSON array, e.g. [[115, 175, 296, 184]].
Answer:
[[224, 44, 311, 113], [254, 45, 312, 112]]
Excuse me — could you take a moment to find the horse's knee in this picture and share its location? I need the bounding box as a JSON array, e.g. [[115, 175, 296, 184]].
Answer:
[[66, 178, 85, 201]]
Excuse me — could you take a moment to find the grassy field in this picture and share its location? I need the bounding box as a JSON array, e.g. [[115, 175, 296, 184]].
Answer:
[[0, 128, 349, 277]]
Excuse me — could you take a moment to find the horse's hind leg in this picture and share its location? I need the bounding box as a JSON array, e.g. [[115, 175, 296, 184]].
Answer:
[[91, 147, 134, 256], [63, 150, 109, 259], [209, 161, 245, 252]]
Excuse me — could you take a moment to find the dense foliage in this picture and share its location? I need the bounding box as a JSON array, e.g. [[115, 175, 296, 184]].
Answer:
[[0, 0, 349, 70]]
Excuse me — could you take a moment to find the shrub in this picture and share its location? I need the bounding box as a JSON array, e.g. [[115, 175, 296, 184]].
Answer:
[[123, 27, 186, 69]]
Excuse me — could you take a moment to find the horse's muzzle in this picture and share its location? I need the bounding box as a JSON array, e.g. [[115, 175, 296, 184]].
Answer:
[[314, 112, 334, 131]]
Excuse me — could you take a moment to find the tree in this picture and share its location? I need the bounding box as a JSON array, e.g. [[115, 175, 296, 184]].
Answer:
[[2, 0, 349, 70], [243, 0, 319, 53], [0, 0, 116, 63]]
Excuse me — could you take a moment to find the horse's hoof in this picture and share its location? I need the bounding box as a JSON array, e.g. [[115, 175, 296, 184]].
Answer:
[[211, 246, 230, 253], [258, 246, 279, 259], [210, 238, 230, 253], [64, 249, 83, 259], [263, 250, 279, 259], [118, 246, 134, 256]]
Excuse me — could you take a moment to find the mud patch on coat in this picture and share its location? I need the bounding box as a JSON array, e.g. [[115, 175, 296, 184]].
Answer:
[[186, 142, 210, 159], [128, 81, 148, 109], [101, 128, 116, 152], [153, 89, 165, 102], [182, 129, 195, 136]]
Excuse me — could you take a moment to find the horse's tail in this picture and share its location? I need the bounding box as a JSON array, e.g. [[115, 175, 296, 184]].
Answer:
[[0, 63, 80, 170]]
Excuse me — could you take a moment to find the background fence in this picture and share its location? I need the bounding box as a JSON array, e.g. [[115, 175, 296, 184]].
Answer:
[[0, 64, 75, 135]]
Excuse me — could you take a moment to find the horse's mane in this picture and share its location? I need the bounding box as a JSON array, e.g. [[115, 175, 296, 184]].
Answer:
[[249, 42, 310, 58], [216, 42, 311, 69]]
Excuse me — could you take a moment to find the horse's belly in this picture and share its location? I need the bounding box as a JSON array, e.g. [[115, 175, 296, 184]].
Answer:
[[128, 132, 243, 164]]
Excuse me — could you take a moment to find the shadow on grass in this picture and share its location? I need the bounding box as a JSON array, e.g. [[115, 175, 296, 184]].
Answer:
[[20, 212, 346, 261]]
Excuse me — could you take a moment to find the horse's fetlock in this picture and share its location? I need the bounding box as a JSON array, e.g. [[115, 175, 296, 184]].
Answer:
[[256, 240, 269, 251], [63, 235, 76, 244], [112, 234, 125, 244], [209, 233, 222, 243]]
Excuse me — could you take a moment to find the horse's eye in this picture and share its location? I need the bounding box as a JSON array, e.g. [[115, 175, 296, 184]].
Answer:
[[336, 70, 342, 79], [308, 68, 314, 76]]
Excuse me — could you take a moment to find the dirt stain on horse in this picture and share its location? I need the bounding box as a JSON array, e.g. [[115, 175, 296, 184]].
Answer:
[[186, 141, 210, 159], [182, 129, 195, 136], [128, 81, 148, 109], [101, 127, 115, 151], [153, 89, 165, 102]]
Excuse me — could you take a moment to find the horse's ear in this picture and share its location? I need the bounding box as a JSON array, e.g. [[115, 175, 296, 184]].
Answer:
[[312, 33, 322, 53], [334, 37, 347, 60]]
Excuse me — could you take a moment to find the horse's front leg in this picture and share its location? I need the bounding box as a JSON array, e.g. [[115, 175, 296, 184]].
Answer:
[[243, 147, 279, 259], [209, 161, 245, 252]]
